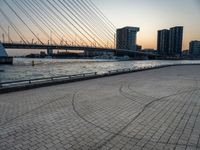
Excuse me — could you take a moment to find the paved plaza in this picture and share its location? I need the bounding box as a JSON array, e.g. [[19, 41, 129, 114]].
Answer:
[[0, 65, 200, 150]]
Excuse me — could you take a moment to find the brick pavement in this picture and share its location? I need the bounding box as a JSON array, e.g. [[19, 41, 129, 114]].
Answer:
[[0, 65, 200, 150]]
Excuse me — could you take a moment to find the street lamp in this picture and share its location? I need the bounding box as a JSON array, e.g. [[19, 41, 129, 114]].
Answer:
[[8, 26, 10, 43], [2, 33, 5, 43]]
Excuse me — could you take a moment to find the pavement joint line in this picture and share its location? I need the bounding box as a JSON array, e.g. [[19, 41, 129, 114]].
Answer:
[[127, 83, 156, 100], [149, 91, 195, 150], [123, 82, 157, 101], [98, 88, 200, 149], [166, 90, 196, 145], [1, 65, 200, 149], [197, 134, 200, 149], [124, 95, 175, 149], [71, 83, 200, 149], [119, 83, 146, 105], [0, 93, 72, 127], [177, 91, 197, 144], [129, 87, 187, 149], [186, 90, 200, 149]]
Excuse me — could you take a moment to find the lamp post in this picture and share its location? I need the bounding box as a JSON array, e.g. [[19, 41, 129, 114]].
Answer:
[[2, 33, 5, 43], [114, 33, 116, 49], [50, 31, 52, 45], [8, 26, 10, 43]]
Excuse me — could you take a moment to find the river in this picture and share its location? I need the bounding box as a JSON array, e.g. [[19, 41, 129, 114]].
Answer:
[[0, 58, 200, 82]]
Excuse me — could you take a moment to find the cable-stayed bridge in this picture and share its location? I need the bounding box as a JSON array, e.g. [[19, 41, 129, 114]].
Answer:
[[0, 0, 157, 58], [2, 42, 157, 57]]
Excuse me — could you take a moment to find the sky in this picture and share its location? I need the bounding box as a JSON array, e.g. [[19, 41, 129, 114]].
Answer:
[[0, 0, 200, 55], [94, 0, 200, 50]]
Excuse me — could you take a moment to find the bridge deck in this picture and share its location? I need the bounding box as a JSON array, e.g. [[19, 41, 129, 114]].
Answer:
[[2, 43, 158, 56], [0, 65, 200, 150]]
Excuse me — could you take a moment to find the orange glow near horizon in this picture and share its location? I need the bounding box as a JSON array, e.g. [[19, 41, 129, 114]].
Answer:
[[95, 0, 200, 50], [1, 0, 200, 56]]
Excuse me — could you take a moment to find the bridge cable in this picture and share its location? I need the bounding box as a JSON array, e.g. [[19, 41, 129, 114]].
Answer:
[[53, 0, 103, 47], [28, 0, 73, 45], [22, 0, 71, 45], [12, 0, 57, 45], [32, 0, 79, 45], [78, 0, 115, 47], [32, 0, 73, 45], [87, 0, 116, 30], [3, 0, 44, 45], [0, 8, 28, 44], [59, 0, 106, 47], [75, 0, 114, 48], [64, 0, 108, 46], [37, 0, 87, 46], [45, 0, 95, 47], [85, 0, 119, 48], [68, 0, 114, 47], [0, 24, 13, 43], [82, 0, 115, 35], [0, 0, 117, 48]]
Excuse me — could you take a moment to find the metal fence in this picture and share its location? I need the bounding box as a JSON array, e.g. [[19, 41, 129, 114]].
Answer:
[[0, 64, 197, 90], [0, 72, 97, 88]]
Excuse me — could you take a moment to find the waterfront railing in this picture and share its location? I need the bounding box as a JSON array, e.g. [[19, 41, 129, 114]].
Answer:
[[1, 63, 200, 92], [0, 66, 160, 89], [0, 72, 97, 88]]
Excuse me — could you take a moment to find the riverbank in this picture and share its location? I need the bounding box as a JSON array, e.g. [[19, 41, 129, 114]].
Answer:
[[1, 58, 200, 83], [0, 64, 200, 94]]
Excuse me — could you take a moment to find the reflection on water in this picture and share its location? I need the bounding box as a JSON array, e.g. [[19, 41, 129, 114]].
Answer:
[[0, 58, 200, 82]]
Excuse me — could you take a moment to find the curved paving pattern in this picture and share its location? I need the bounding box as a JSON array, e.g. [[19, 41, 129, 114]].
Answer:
[[0, 65, 200, 150]]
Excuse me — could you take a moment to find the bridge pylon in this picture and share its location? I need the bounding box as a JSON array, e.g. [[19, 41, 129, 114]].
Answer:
[[0, 42, 8, 57], [0, 42, 13, 64]]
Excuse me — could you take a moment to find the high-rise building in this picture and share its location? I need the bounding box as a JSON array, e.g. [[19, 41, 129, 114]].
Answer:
[[169, 26, 183, 56], [157, 29, 170, 56], [116, 27, 140, 50], [157, 26, 183, 57], [189, 41, 200, 56]]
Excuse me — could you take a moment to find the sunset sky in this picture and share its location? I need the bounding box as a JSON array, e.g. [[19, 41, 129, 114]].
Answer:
[[94, 0, 200, 50], [0, 0, 200, 55]]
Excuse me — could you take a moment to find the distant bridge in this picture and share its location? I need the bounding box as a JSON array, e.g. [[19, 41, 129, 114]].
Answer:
[[2, 42, 158, 58], [0, 0, 159, 59]]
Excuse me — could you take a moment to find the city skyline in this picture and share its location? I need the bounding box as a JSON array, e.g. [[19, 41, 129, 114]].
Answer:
[[0, 0, 200, 56], [94, 0, 200, 50]]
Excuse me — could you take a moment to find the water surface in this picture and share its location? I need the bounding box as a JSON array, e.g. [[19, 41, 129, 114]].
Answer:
[[0, 58, 200, 82]]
